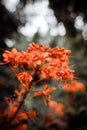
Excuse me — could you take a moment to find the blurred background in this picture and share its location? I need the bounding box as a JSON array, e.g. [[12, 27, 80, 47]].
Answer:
[[0, 1, 87, 129]]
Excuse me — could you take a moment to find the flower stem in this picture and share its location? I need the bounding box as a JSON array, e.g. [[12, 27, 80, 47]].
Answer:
[[8, 90, 28, 125]]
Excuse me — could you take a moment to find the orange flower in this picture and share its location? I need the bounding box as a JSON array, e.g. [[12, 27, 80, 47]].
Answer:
[[48, 100, 65, 117], [59, 69, 74, 80], [26, 42, 45, 52], [0, 42, 75, 130], [63, 80, 85, 93], [26, 42, 46, 68], [17, 71, 33, 83], [16, 71, 33, 90], [32, 85, 56, 105], [50, 46, 71, 58], [2, 42, 74, 82], [44, 100, 68, 128], [2, 48, 18, 64], [41, 64, 74, 81], [41, 65, 60, 80], [14, 51, 26, 66]]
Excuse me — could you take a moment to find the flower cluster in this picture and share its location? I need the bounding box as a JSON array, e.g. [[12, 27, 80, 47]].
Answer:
[[2, 42, 74, 83], [0, 42, 74, 130], [32, 84, 56, 105], [44, 100, 67, 128], [63, 80, 85, 93], [0, 97, 36, 130]]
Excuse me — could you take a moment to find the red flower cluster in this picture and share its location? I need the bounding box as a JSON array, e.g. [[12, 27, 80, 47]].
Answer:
[[48, 100, 65, 117], [0, 42, 74, 130], [2, 42, 74, 82], [45, 100, 67, 128], [63, 80, 85, 93]]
